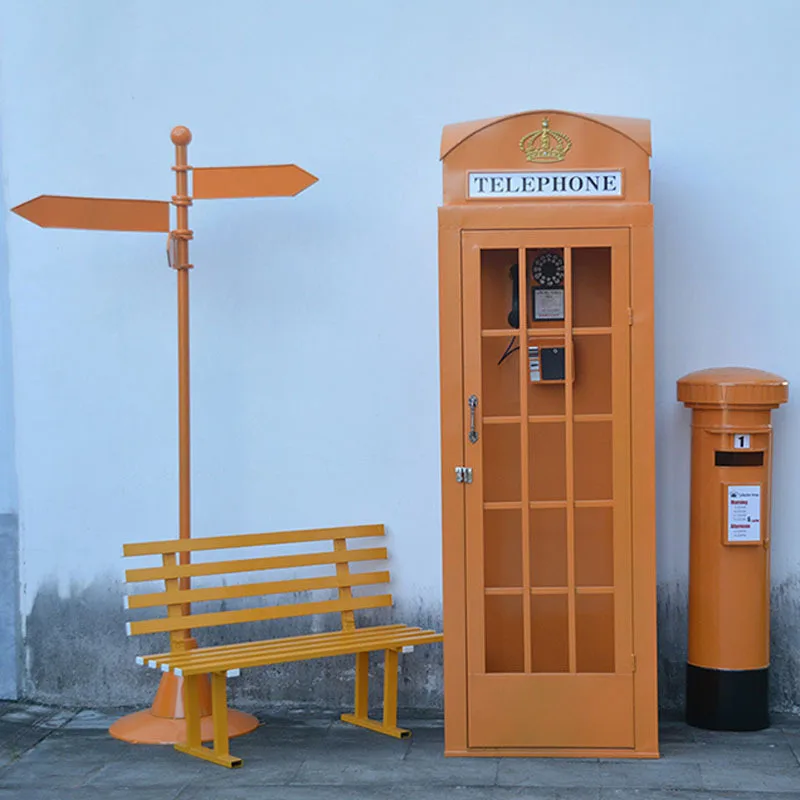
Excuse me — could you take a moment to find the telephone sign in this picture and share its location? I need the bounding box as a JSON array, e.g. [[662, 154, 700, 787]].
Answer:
[[468, 171, 622, 198]]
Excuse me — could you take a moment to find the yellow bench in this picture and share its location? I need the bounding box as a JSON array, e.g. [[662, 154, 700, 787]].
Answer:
[[122, 524, 442, 767]]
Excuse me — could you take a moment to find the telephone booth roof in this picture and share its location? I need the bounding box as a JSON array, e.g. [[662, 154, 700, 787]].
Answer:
[[440, 109, 651, 206], [441, 109, 651, 160]]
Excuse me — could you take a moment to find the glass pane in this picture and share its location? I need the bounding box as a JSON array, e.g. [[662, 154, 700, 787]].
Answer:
[[530, 508, 567, 587], [574, 421, 613, 500], [531, 594, 569, 672], [485, 595, 524, 673], [484, 510, 522, 588], [576, 594, 615, 673], [526, 248, 565, 328], [573, 335, 612, 415], [575, 507, 614, 587], [572, 247, 611, 328], [481, 249, 519, 330], [483, 337, 520, 417], [483, 424, 521, 503], [529, 422, 566, 501]]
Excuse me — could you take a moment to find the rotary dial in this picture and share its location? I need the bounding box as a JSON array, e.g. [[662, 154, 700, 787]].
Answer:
[[532, 252, 564, 288]]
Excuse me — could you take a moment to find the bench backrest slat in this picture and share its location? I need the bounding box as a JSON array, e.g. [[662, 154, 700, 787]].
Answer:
[[127, 570, 391, 610], [123, 524, 392, 643], [125, 547, 387, 584], [128, 594, 393, 636], [123, 524, 383, 557]]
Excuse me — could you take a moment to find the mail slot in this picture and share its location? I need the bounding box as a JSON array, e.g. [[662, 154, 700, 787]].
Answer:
[[677, 367, 788, 730]]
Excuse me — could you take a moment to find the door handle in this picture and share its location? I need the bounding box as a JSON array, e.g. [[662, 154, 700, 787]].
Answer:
[[468, 395, 479, 444]]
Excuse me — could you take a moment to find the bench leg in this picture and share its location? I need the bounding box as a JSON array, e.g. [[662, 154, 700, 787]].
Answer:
[[174, 672, 243, 768], [341, 649, 410, 739], [355, 650, 370, 720]]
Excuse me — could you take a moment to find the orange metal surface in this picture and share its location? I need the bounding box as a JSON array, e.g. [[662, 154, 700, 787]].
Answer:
[[125, 523, 384, 555], [143, 628, 443, 676], [129, 594, 394, 636], [677, 367, 788, 409], [171, 126, 194, 650], [678, 368, 788, 670], [440, 110, 650, 207], [193, 164, 318, 199], [468, 674, 634, 748], [127, 570, 390, 609], [11, 195, 169, 232], [125, 546, 389, 583], [438, 109, 657, 757], [440, 110, 651, 161], [108, 672, 257, 745]]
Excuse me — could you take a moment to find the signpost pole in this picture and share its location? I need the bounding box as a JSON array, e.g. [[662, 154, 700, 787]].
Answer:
[[110, 127, 258, 744], [171, 126, 194, 632]]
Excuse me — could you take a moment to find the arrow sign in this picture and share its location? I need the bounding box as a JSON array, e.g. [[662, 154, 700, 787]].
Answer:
[[192, 164, 317, 200], [11, 195, 170, 232]]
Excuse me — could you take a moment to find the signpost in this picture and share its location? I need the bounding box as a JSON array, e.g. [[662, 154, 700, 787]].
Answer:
[[11, 196, 170, 231], [11, 126, 318, 744]]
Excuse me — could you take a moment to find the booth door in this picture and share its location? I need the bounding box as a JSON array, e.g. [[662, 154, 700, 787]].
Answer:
[[462, 228, 634, 750]]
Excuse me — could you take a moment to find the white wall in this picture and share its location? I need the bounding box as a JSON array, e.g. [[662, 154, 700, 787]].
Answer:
[[1, 0, 799, 702], [0, 132, 16, 516], [0, 123, 20, 697]]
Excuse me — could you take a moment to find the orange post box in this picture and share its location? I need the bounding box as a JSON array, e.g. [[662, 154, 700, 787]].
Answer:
[[438, 110, 658, 758], [678, 367, 788, 730]]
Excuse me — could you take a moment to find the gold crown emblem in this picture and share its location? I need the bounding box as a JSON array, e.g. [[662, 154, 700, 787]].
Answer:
[[519, 118, 572, 163]]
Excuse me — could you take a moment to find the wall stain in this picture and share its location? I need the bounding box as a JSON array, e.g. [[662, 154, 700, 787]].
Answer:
[[657, 580, 688, 712], [24, 578, 443, 710], [0, 513, 20, 700], [658, 577, 800, 715], [25, 576, 800, 714], [770, 575, 800, 714]]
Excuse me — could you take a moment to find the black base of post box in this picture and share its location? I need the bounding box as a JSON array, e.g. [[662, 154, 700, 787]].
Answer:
[[686, 663, 769, 731]]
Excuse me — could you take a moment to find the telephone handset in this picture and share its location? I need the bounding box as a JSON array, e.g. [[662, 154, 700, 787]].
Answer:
[[497, 265, 520, 366], [507, 264, 519, 328]]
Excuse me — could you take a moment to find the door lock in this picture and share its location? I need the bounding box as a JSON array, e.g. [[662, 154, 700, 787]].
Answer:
[[455, 466, 473, 484]]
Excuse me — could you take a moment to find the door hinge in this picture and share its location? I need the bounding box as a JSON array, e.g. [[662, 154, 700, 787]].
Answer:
[[455, 466, 473, 484], [630, 654, 637, 673], [627, 307, 634, 326]]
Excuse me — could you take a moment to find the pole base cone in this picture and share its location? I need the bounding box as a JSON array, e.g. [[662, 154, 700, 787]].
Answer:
[[109, 671, 258, 745]]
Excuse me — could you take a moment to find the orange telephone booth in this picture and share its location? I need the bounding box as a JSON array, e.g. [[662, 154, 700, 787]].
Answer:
[[438, 110, 658, 757]]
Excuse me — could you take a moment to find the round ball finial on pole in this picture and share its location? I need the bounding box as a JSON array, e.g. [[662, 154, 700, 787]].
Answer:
[[171, 126, 192, 146]]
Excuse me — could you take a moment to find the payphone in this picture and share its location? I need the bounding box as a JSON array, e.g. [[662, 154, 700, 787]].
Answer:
[[438, 110, 658, 757]]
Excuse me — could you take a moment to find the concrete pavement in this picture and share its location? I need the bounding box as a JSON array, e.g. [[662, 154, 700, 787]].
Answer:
[[2, 701, 800, 798]]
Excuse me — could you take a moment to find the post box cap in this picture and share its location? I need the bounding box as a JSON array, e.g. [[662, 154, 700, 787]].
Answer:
[[677, 367, 789, 409]]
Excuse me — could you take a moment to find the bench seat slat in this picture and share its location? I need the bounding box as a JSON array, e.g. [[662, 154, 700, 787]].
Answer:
[[123, 525, 384, 557], [146, 626, 444, 675], [128, 594, 393, 636], [148, 625, 424, 668], [173, 632, 443, 674], [175, 631, 443, 676], [125, 547, 387, 584], [137, 624, 411, 666], [127, 570, 391, 610]]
